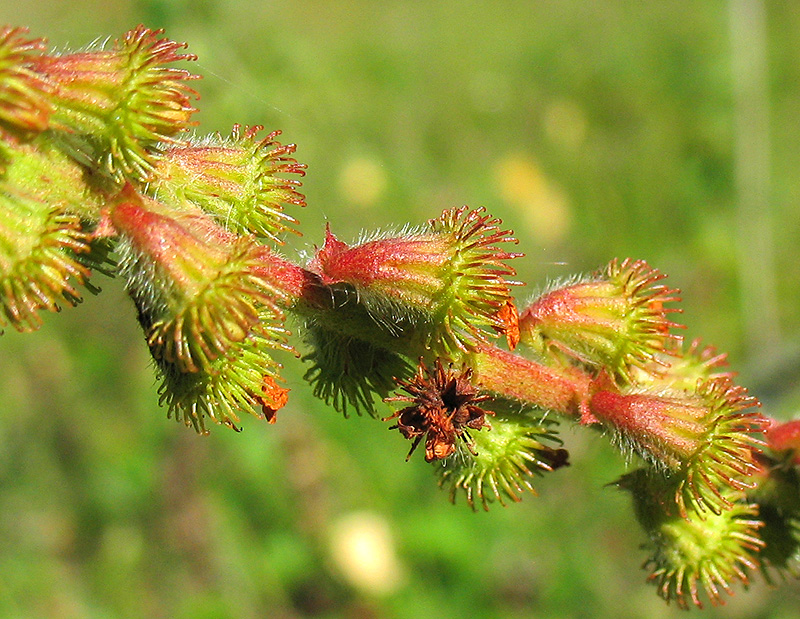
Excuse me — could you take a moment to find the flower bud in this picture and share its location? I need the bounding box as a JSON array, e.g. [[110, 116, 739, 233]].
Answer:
[[590, 378, 767, 516], [519, 259, 682, 382], [0, 138, 102, 332], [308, 206, 521, 356], [110, 187, 288, 375], [31, 25, 198, 181], [153, 125, 306, 243], [108, 187, 301, 431], [618, 468, 764, 609], [0, 27, 51, 134], [109, 187, 300, 433]]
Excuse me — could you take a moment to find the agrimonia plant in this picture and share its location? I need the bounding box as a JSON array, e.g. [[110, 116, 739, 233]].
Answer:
[[1, 25, 799, 609]]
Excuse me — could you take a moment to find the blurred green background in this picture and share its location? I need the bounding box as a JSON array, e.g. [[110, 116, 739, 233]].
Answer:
[[2, 1, 800, 617]]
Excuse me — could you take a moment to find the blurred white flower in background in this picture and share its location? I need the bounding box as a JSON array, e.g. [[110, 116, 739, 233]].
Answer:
[[328, 511, 405, 595]]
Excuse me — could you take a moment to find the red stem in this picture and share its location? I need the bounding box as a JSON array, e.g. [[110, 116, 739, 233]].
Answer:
[[472, 343, 594, 421]]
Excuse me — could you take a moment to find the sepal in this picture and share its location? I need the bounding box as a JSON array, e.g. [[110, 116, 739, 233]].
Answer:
[[382, 358, 567, 509], [303, 323, 411, 417], [157, 319, 291, 433], [0, 190, 90, 332], [437, 412, 567, 511], [748, 452, 800, 581]]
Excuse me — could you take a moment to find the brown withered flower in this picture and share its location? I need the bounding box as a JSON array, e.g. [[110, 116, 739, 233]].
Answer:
[[384, 359, 493, 462]]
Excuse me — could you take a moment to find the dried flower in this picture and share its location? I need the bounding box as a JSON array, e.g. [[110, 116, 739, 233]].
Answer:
[[261, 375, 290, 424], [497, 300, 520, 350], [384, 358, 493, 462]]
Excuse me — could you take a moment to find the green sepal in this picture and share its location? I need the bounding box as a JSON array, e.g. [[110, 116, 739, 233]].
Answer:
[[0, 183, 91, 332], [437, 409, 566, 510], [748, 454, 800, 581], [157, 318, 291, 433], [618, 468, 764, 609], [302, 323, 411, 417]]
